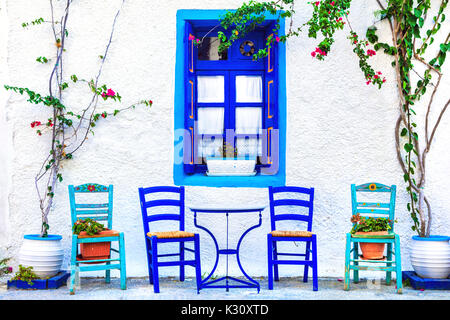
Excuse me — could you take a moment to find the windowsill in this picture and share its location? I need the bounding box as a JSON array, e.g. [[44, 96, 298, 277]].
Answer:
[[174, 172, 285, 187]]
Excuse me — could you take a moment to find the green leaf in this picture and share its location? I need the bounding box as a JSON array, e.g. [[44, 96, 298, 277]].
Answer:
[[414, 8, 422, 18]]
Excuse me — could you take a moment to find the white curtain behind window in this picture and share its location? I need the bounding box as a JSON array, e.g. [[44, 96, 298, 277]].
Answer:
[[198, 107, 224, 158], [197, 76, 224, 103], [235, 107, 262, 157], [236, 76, 262, 103]]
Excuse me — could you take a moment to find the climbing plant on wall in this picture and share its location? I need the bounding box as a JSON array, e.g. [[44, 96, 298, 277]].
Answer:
[[4, 0, 152, 237], [208, 0, 448, 237]]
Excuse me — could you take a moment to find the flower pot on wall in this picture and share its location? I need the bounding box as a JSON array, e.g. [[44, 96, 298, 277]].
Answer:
[[18, 234, 64, 278], [410, 235, 450, 279], [355, 231, 388, 260], [206, 157, 256, 176]]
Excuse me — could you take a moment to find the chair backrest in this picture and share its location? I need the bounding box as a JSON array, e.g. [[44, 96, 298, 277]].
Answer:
[[351, 182, 396, 231], [138, 186, 185, 235], [68, 183, 113, 229], [268, 186, 315, 232]]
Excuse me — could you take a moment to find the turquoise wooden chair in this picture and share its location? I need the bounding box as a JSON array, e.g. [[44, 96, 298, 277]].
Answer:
[[68, 183, 126, 294], [344, 182, 402, 294]]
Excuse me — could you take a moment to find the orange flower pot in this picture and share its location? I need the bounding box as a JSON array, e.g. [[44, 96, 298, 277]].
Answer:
[[355, 231, 388, 260], [79, 229, 115, 260]]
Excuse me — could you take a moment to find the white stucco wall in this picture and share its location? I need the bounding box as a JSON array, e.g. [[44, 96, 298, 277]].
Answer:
[[0, 0, 449, 279]]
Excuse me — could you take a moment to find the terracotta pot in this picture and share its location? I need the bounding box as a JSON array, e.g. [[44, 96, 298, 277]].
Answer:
[[79, 229, 115, 260], [355, 231, 388, 260]]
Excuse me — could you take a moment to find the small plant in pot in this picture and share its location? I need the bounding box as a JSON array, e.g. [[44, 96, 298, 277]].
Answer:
[[206, 142, 257, 176], [350, 213, 395, 260], [73, 219, 113, 261], [10, 265, 40, 286]]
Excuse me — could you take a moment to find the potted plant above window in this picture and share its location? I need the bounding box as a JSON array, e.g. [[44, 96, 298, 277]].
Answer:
[[73, 219, 114, 261], [206, 142, 256, 176], [350, 214, 395, 260]]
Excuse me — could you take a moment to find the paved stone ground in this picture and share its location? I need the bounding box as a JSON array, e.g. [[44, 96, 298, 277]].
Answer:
[[1, 276, 449, 300]]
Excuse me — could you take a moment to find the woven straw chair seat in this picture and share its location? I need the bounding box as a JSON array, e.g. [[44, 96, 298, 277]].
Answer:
[[270, 230, 313, 237], [147, 230, 195, 239]]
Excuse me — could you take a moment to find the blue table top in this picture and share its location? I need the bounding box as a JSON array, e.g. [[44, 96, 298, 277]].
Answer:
[[187, 205, 267, 213]]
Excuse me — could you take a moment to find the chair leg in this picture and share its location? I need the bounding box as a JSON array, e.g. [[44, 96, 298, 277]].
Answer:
[[105, 262, 111, 284], [273, 241, 279, 282], [145, 238, 153, 285], [267, 234, 274, 290], [312, 235, 318, 291], [353, 242, 359, 283], [344, 233, 351, 291], [180, 241, 185, 282], [69, 236, 78, 295], [386, 243, 392, 285], [194, 234, 202, 294], [119, 233, 127, 290], [395, 235, 402, 294], [303, 240, 311, 283], [151, 236, 160, 293]]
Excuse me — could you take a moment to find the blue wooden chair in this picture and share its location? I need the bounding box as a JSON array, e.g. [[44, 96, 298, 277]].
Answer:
[[344, 182, 402, 293], [138, 186, 202, 293], [68, 183, 126, 294], [267, 186, 318, 291]]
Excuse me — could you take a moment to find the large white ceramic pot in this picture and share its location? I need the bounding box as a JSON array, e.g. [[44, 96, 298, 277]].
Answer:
[[18, 234, 64, 278], [410, 235, 450, 279]]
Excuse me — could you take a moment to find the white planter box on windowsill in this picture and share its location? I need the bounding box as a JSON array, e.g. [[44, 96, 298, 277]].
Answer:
[[206, 157, 257, 176]]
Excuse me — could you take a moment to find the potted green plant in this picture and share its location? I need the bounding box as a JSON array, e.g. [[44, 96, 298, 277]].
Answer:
[[73, 219, 114, 261], [206, 142, 256, 176], [350, 213, 395, 260]]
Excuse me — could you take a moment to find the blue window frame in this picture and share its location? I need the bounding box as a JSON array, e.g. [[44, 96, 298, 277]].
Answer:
[[174, 10, 286, 187]]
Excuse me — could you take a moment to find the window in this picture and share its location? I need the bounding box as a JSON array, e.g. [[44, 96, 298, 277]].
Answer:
[[174, 10, 286, 187]]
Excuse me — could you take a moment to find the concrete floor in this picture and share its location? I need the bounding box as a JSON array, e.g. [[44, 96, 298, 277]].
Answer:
[[1, 276, 449, 300]]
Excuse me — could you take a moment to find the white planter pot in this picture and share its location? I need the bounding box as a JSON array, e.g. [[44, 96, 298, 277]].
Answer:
[[18, 234, 64, 278], [206, 157, 256, 176], [410, 235, 450, 279]]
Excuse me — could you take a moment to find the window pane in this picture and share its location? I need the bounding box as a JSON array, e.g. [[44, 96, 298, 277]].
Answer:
[[235, 107, 262, 157], [198, 107, 224, 134], [198, 37, 227, 61], [235, 76, 262, 103], [198, 107, 224, 158], [197, 76, 224, 103]]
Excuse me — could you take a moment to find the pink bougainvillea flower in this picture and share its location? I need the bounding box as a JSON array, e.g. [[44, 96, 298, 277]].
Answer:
[[196, 39, 200, 43], [275, 36, 280, 42], [188, 34, 195, 41], [382, 78, 386, 83], [149, 100, 153, 105], [337, 278, 343, 282], [101, 92, 107, 98], [331, 1, 335, 5], [377, 71, 382, 75], [315, 1, 320, 6], [366, 80, 371, 85], [311, 51, 316, 57], [30, 121, 41, 128], [101, 113, 106, 118], [367, 49, 376, 56], [106, 88, 115, 96]]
